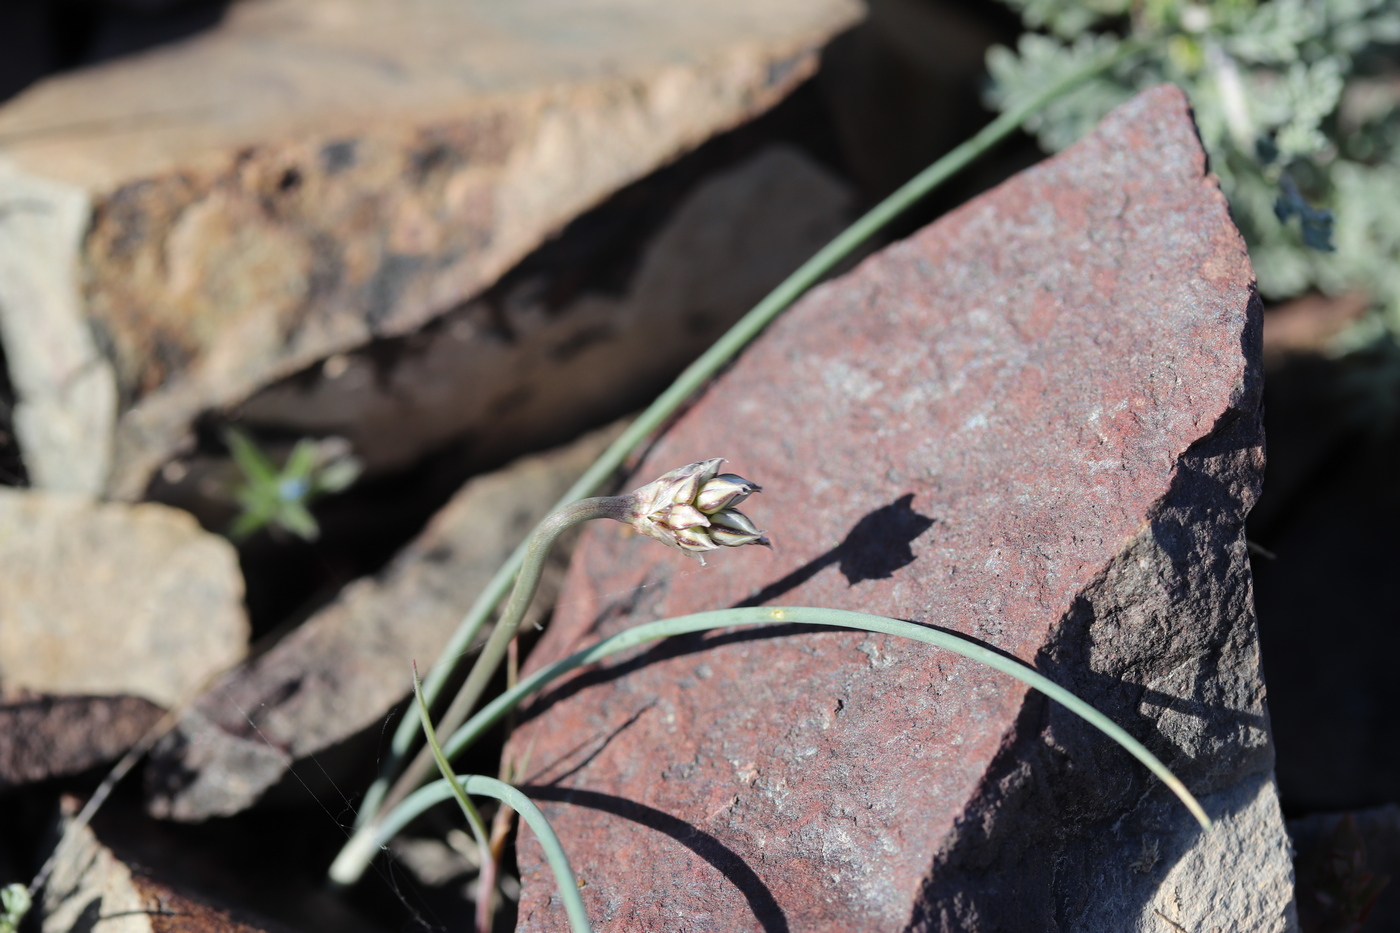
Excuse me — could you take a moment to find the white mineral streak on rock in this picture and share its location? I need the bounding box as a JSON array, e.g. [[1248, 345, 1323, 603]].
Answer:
[[0, 161, 115, 494]]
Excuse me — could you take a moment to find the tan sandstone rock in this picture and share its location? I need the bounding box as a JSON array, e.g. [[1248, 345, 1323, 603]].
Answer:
[[0, 489, 248, 707], [235, 145, 855, 477], [0, 0, 861, 498]]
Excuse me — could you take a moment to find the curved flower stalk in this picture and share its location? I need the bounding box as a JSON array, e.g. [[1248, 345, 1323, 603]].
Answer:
[[329, 605, 1211, 886]]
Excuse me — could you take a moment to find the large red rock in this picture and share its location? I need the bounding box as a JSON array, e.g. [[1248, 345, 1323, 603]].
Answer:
[[508, 86, 1295, 931]]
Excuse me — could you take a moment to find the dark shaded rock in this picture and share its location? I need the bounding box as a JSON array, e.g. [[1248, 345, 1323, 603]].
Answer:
[[233, 145, 854, 478], [1247, 341, 1400, 814], [0, 695, 162, 789], [508, 85, 1294, 931], [1289, 806, 1400, 933], [145, 424, 621, 821], [41, 790, 322, 930], [818, 0, 1007, 203], [0, 334, 25, 485]]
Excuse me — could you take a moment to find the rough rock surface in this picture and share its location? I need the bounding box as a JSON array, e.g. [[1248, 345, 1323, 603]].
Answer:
[[0, 489, 247, 707], [0, 0, 859, 498], [0, 695, 163, 789], [508, 86, 1296, 931], [145, 424, 621, 821], [235, 145, 854, 477]]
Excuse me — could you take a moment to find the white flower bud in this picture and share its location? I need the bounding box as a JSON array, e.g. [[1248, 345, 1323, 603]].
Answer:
[[622, 459, 767, 560], [662, 503, 711, 531], [694, 474, 761, 514], [707, 508, 770, 547]]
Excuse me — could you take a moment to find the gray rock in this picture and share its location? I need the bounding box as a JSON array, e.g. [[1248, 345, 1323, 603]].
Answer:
[[145, 423, 621, 821], [0, 489, 247, 707], [0, 0, 860, 499], [1289, 805, 1400, 932], [0, 161, 116, 495]]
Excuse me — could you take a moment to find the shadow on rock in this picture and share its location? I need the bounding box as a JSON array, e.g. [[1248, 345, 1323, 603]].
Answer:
[[735, 493, 936, 606], [521, 785, 789, 933]]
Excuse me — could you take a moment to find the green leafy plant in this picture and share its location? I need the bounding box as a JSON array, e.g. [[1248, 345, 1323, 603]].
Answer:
[[984, 0, 1400, 332], [225, 428, 361, 541], [0, 884, 29, 933]]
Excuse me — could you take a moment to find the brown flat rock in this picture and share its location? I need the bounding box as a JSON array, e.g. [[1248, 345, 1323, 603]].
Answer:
[[0, 0, 859, 497], [0, 694, 163, 789], [508, 85, 1295, 931]]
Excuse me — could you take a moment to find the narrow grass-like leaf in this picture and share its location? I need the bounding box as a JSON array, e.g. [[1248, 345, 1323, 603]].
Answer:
[[454, 607, 1211, 829], [412, 665, 491, 874]]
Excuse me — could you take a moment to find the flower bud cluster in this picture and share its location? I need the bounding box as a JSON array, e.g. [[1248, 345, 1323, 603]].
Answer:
[[624, 459, 769, 561]]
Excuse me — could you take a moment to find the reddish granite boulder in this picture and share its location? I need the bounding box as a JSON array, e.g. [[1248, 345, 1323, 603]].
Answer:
[[508, 85, 1295, 931]]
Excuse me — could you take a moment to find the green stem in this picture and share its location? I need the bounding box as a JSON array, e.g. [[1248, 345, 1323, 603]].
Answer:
[[376, 497, 628, 823], [351, 38, 1143, 834], [329, 606, 1210, 886]]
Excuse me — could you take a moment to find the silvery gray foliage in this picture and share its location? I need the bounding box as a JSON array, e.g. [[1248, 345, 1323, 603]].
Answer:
[[986, 0, 1400, 331]]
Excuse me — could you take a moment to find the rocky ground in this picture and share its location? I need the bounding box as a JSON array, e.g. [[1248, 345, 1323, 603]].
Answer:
[[0, 2, 1396, 933]]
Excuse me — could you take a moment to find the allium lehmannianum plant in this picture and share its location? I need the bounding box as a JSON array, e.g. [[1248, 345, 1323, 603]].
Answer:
[[624, 458, 769, 559], [327, 53, 1226, 916], [349, 460, 773, 830]]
